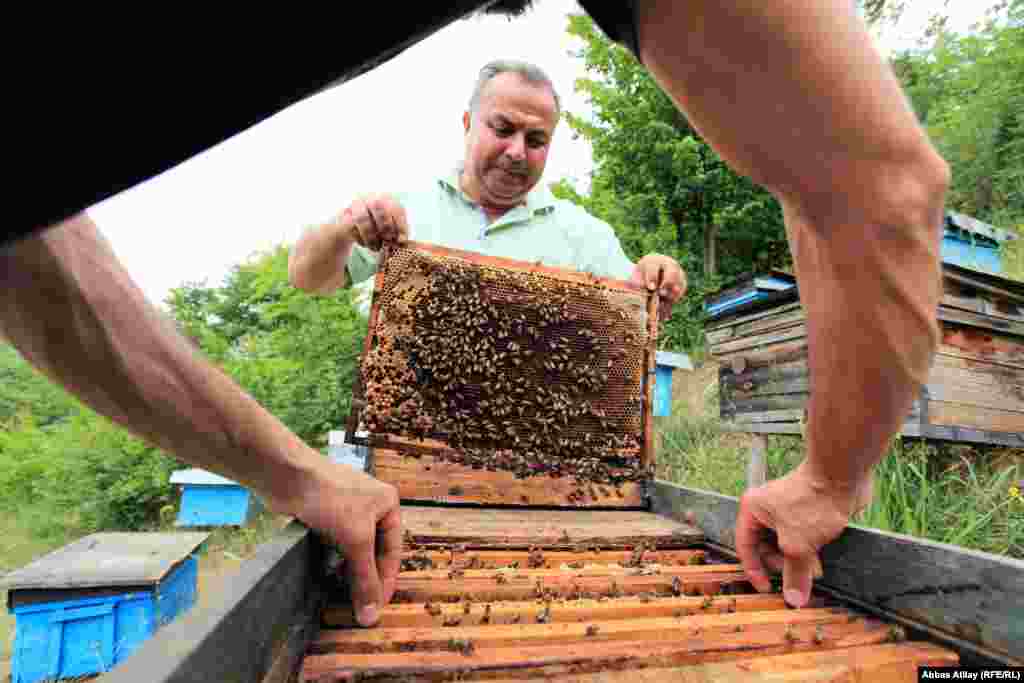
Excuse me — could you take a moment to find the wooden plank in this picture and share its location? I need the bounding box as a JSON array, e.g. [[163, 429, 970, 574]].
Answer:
[[715, 339, 809, 365], [723, 396, 810, 414], [720, 358, 809, 388], [925, 382, 1024, 414], [472, 643, 959, 683], [300, 618, 893, 681], [705, 302, 804, 334], [733, 307, 807, 338], [747, 434, 768, 489], [927, 400, 1024, 433], [711, 323, 807, 356], [650, 481, 1024, 665], [373, 449, 644, 508], [103, 522, 322, 683], [312, 608, 861, 654], [722, 422, 804, 435], [322, 594, 815, 629], [729, 409, 806, 424], [728, 376, 811, 398], [390, 569, 750, 603], [397, 548, 708, 570], [399, 506, 702, 548], [939, 325, 1024, 369], [912, 424, 1024, 447], [944, 269, 1024, 306], [931, 355, 1024, 390], [397, 563, 745, 581], [938, 305, 1024, 337]]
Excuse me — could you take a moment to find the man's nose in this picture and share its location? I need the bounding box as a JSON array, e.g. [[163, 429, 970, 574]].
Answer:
[[506, 134, 526, 160]]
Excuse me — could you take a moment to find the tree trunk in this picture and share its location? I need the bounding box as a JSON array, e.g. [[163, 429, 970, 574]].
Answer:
[[704, 222, 718, 278]]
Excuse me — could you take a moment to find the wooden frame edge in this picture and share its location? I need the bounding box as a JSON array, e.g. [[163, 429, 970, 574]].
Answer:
[[649, 480, 1024, 667], [105, 521, 324, 683]]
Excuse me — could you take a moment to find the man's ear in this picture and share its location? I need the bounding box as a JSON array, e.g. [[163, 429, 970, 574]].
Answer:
[[463, 111, 471, 135]]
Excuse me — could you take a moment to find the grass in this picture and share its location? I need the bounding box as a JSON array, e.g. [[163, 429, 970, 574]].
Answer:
[[656, 393, 1024, 561], [0, 507, 287, 681]]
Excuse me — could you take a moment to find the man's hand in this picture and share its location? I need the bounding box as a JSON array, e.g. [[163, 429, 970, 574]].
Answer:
[[735, 462, 874, 609], [279, 458, 402, 628], [630, 254, 686, 321], [342, 194, 410, 252], [290, 193, 409, 294]]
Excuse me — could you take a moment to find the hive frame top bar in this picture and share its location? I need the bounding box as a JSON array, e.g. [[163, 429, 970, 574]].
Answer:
[[345, 240, 661, 500]]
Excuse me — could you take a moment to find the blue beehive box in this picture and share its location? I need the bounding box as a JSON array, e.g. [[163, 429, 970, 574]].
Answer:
[[653, 350, 694, 417], [3, 532, 208, 683], [170, 468, 263, 527], [941, 211, 1017, 275]]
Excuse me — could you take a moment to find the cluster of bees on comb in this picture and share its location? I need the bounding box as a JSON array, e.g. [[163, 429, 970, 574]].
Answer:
[[359, 250, 651, 488]]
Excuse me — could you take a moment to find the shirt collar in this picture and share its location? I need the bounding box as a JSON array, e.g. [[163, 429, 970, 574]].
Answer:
[[438, 163, 557, 215]]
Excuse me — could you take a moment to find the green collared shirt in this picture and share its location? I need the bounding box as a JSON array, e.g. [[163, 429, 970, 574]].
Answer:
[[346, 165, 636, 316]]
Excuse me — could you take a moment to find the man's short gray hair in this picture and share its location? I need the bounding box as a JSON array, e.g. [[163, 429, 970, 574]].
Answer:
[[468, 59, 561, 118]]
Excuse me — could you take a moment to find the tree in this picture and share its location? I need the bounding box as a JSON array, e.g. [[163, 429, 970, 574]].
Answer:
[[554, 13, 789, 351], [165, 245, 367, 445], [893, 0, 1023, 228]]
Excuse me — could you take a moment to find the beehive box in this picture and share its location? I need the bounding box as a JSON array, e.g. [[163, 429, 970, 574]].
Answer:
[[3, 532, 208, 683], [170, 468, 264, 527], [704, 263, 1024, 446], [345, 241, 661, 508], [299, 505, 964, 682]]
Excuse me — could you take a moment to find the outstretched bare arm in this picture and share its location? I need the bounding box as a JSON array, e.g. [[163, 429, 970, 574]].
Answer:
[[634, 0, 948, 605]]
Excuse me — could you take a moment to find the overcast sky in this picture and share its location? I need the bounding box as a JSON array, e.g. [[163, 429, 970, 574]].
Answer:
[[87, 0, 998, 308]]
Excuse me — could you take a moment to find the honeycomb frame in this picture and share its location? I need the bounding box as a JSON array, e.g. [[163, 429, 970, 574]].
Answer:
[[345, 241, 660, 490]]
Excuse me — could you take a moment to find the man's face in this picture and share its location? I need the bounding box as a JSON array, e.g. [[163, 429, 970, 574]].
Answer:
[[462, 72, 558, 208]]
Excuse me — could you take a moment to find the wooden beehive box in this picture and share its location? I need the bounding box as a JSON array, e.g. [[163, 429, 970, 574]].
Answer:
[[345, 241, 660, 508], [704, 263, 1024, 446]]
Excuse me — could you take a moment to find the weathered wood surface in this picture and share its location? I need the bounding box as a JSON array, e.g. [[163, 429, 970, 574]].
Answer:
[[747, 434, 768, 489], [710, 323, 807, 357], [322, 593, 809, 628], [939, 325, 1024, 369], [471, 643, 959, 682], [903, 423, 1024, 447], [2, 532, 209, 594], [392, 548, 708, 569], [104, 522, 322, 683], [399, 505, 702, 548], [390, 569, 748, 604], [372, 448, 644, 508], [928, 400, 1024, 433], [301, 618, 895, 681], [650, 481, 1024, 665], [313, 608, 864, 654]]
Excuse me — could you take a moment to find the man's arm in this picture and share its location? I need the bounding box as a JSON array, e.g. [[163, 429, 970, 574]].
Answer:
[[290, 195, 409, 294], [0, 215, 400, 626], [633, 0, 948, 604]]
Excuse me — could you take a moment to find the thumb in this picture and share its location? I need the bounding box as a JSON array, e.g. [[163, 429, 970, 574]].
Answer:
[[346, 536, 383, 627], [782, 549, 817, 609]]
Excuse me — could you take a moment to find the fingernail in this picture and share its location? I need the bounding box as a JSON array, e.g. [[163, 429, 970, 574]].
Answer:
[[647, 282, 656, 291], [357, 603, 379, 626], [784, 590, 805, 609]]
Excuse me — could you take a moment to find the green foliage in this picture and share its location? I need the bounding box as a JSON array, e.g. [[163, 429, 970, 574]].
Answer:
[[555, 13, 789, 354], [0, 243, 365, 544], [0, 344, 82, 426], [657, 408, 1023, 560], [894, 1, 1024, 229], [165, 245, 366, 445]]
